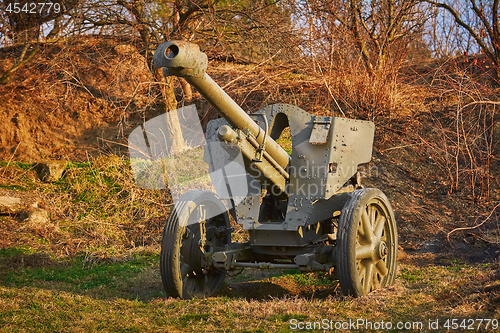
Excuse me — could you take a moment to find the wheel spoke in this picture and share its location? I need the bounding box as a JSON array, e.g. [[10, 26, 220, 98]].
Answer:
[[357, 223, 365, 240], [369, 205, 377, 226], [363, 262, 374, 294], [375, 259, 388, 276], [358, 265, 366, 288], [361, 209, 374, 243], [358, 261, 366, 278], [356, 245, 374, 260], [374, 214, 386, 239]]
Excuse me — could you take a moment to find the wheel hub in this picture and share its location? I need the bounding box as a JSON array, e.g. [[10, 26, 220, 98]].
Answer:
[[377, 241, 388, 260]]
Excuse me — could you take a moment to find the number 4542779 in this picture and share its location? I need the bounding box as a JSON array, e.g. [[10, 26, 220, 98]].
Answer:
[[6, 2, 61, 15], [444, 319, 498, 330]]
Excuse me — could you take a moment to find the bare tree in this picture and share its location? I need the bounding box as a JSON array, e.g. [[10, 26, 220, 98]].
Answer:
[[66, 0, 293, 150], [95, 0, 212, 151], [1, 0, 79, 44], [302, 0, 425, 76], [424, 5, 474, 58], [423, 0, 500, 80], [0, 0, 79, 84]]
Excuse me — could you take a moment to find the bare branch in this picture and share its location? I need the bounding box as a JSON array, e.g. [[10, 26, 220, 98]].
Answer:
[[423, 0, 497, 69]]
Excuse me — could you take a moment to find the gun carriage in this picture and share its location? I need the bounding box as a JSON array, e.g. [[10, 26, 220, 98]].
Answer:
[[151, 41, 397, 299]]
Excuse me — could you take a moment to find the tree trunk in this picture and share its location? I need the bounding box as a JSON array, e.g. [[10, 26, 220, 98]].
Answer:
[[179, 78, 193, 103], [155, 68, 186, 155], [494, 52, 500, 84], [0, 43, 38, 84], [350, 0, 374, 77]]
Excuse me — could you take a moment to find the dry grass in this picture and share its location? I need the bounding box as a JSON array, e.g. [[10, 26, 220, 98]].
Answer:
[[206, 58, 425, 122], [0, 255, 499, 332], [0, 156, 170, 257]]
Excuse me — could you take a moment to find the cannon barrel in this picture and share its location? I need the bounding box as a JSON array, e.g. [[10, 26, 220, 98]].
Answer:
[[153, 41, 290, 175]]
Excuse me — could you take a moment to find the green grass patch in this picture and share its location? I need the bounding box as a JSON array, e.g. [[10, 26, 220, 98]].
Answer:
[[398, 264, 478, 287], [270, 270, 333, 286], [276, 128, 292, 155], [0, 184, 28, 191], [0, 161, 38, 191], [269, 313, 308, 322], [0, 246, 36, 257], [398, 267, 426, 284], [1, 254, 159, 300], [66, 161, 92, 168], [0, 161, 34, 170], [292, 272, 333, 285], [178, 313, 211, 325]]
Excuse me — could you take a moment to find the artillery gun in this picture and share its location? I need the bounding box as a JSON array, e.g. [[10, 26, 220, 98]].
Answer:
[[151, 41, 397, 298]]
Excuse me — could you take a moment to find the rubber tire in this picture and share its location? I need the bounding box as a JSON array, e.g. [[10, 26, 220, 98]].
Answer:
[[336, 188, 398, 296], [160, 190, 230, 299]]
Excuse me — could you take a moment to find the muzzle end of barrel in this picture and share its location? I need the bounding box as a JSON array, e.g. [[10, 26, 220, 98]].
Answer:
[[153, 41, 207, 78]]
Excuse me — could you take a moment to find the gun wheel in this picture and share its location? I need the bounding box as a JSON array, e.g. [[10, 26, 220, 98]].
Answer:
[[160, 190, 230, 299], [337, 188, 397, 296]]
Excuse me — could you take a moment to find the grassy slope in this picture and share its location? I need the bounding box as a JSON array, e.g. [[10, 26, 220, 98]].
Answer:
[[0, 162, 499, 332]]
